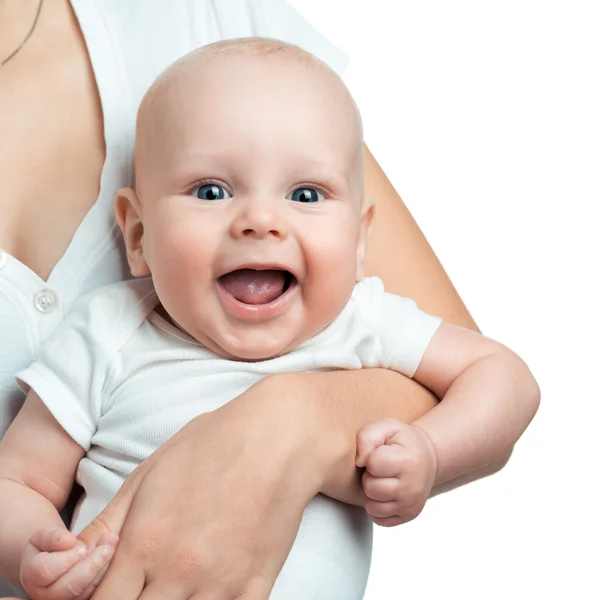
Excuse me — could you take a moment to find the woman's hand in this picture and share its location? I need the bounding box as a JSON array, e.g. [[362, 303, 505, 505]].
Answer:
[[75, 364, 492, 600], [77, 375, 333, 600]]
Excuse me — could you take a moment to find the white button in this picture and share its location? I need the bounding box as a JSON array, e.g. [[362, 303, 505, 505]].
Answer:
[[0, 250, 7, 270], [33, 289, 58, 314]]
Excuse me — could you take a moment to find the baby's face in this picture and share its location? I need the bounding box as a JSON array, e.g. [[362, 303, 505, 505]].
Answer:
[[122, 54, 372, 360]]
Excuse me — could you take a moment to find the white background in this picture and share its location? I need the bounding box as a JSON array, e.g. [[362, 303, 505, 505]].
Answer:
[[289, 2, 599, 598]]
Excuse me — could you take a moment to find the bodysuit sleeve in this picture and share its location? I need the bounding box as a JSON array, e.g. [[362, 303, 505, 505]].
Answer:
[[352, 277, 443, 378], [16, 279, 157, 451]]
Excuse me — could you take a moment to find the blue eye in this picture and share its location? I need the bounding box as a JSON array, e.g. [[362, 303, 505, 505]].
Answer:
[[191, 184, 231, 201], [289, 188, 323, 203]]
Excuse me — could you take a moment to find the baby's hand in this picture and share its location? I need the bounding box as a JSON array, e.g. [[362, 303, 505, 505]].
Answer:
[[356, 418, 438, 527], [20, 527, 118, 600]]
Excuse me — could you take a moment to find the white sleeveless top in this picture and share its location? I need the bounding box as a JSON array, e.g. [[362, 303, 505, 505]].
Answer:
[[0, 1, 347, 596]]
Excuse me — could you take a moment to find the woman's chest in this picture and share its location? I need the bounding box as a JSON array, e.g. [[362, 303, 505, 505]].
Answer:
[[0, 4, 105, 281]]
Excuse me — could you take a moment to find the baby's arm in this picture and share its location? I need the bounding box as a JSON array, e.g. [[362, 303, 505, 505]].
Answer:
[[0, 392, 117, 598], [357, 323, 540, 525]]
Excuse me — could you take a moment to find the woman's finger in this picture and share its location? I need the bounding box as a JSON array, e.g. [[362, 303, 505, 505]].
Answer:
[[138, 582, 195, 600], [90, 553, 145, 600], [187, 593, 269, 600], [185, 577, 271, 600], [77, 468, 142, 550], [86, 386, 317, 600], [94, 531, 120, 550]]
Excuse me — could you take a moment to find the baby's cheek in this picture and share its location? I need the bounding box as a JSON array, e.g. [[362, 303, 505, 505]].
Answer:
[[304, 266, 355, 337], [149, 212, 211, 273]]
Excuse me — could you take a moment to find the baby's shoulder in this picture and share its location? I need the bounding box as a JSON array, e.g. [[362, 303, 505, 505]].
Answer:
[[74, 277, 156, 314], [349, 276, 427, 330], [64, 278, 159, 349], [349, 276, 387, 324], [351, 276, 386, 303]]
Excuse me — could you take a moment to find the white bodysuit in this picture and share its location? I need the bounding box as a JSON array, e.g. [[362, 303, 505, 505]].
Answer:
[[0, 0, 347, 595], [17, 276, 442, 600]]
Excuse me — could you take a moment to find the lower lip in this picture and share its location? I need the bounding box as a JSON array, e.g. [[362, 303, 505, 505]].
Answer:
[[215, 277, 298, 322]]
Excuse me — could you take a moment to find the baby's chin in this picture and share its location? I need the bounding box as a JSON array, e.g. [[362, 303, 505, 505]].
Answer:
[[166, 308, 304, 361], [206, 335, 299, 363], [191, 320, 315, 361]]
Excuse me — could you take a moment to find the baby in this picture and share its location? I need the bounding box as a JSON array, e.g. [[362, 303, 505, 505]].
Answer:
[[0, 38, 540, 600]]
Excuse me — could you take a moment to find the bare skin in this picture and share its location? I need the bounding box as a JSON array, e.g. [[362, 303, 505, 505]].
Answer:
[[0, 1, 505, 598], [0, 0, 104, 280]]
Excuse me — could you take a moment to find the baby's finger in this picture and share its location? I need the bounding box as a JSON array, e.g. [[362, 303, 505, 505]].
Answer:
[[356, 418, 403, 467], [370, 514, 405, 528], [365, 443, 407, 478], [30, 528, 79, 552], [21, 544, 88, 589], [362, 472, 400, 502], [364, 498, 400, 520], [71, 562, 110, 600], [70, 533, 119, 600], [43, 544, 116, 600]]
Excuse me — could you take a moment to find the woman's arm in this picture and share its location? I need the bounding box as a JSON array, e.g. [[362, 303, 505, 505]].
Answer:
[[363, 145, 479, 327], [256, 145, 511, 505], [79, 145, 501, 600], [291, 144, 503, 505]]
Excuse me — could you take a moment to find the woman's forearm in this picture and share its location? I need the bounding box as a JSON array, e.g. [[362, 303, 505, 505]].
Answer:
[[318, 370, 436, 505], [267, 368, 513, 507], [322, 145, 506, 503], [261, 369, 434, 506]]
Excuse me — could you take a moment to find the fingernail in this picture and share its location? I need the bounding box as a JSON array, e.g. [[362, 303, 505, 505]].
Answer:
[[92, 563, 109, 586], [99, 545, 115, 560], [76, 545, 88, 557], [104, 532, 119, 546]]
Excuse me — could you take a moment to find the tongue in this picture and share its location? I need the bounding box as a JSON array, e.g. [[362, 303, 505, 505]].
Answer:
[[219, 269, 287, 305]]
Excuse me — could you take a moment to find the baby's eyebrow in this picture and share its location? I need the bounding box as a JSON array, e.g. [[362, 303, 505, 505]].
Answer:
[[158, 151, 231, 181], [295, 168, 355, 191]]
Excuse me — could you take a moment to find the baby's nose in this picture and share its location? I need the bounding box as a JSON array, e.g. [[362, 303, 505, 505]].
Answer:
[[230, 199, 289, 240]]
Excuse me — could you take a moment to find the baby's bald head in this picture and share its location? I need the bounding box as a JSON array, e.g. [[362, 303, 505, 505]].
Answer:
[[134, 37, 364, 200], [116, 39, 374, 359]]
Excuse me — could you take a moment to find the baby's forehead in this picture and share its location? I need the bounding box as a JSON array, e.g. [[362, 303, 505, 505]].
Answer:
[[135, 39, 363, 187], [141, 39, 359, 128], [157, 51, 321, 105]]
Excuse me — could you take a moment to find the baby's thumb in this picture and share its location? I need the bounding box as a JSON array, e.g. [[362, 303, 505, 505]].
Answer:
[[356, 418, 402, 468]]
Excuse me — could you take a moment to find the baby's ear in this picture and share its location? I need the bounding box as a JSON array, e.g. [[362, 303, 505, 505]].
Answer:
[[356, 197, 375, 281], [115, 188, 150, 277]]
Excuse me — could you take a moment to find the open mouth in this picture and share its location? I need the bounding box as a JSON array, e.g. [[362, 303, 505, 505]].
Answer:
[[217, 268, 296, 306]]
